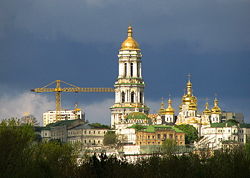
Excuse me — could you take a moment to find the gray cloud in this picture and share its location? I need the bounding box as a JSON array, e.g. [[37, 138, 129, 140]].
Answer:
[[0, 0, 249, 52], [0, 92, 54, 125], [0, 92, 249, 126]]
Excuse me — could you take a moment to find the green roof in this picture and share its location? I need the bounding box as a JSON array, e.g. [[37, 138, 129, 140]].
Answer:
[[125, 112, 149, 120], [129, 124, 184, 133], [240, 123, 250, 128], [44, 119, 83, 129], [211, 119, 239, 128]]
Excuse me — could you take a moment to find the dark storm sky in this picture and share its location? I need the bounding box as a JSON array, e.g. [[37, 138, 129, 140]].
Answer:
[[0, 0, 250, 124]]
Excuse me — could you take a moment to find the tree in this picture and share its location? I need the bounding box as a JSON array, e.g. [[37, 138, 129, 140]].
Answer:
[[175, 124, 198, 144], [161, 139, 177, 155], [0, 119, 35, 177], [103, 131, 117, 146], [89, 123, 110, 129], [0, 119, 78, 177]]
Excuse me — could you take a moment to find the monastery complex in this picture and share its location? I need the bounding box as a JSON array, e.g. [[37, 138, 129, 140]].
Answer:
[[39, 26, 249, 154]]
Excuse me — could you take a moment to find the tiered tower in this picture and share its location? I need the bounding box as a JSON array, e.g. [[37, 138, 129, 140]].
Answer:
[[210, 98, 222, 123], [201, 102, 211, 125], [110, 26, 149, 129], [177, 78, 198, 122], [164, 98, 175, 124]]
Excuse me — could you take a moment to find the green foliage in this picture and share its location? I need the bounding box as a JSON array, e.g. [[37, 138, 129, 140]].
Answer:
[[175, 124, 198, 144], [103, 131, 117, 145], [133, 124, 145, 131], [2, 119, 250, 177], [0, 119, 35, 177], [89, 123, 110, 129], [0, 119, 78, 178], [161, 139, 177, 155], [77, 147, 250, 178]]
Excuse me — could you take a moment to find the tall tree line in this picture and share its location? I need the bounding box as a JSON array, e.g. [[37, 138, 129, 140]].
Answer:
[[0, 120, 250, 178]]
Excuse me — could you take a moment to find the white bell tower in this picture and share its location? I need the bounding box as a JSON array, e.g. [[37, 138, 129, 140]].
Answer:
[[110, 26, 149, 129]]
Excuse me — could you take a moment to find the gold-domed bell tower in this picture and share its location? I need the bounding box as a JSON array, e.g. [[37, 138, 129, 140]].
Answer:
[[110, 26, 149, 129], [210, 98, 222, 123], [164, 98, 175, 124]]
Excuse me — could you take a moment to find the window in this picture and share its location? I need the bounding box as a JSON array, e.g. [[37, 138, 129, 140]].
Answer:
[[137, 63, 140, 77], [140, 92, 143, 103], [163, 134, 166, 139], [157, 134, 161, 139], [148, 136, 150, 139], [122, 92, 125, 103], [131, 92, 135, 103], [124, 63, 127, 76], [131, 63, 133, 77], [89, 131, 91, 134]]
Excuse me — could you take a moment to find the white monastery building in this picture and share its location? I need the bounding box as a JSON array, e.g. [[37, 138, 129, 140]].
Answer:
[[43, 107, 85, 126]]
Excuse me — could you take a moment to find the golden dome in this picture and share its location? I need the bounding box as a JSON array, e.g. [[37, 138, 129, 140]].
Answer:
[[211, 98, 222, 114], [181, 79, 197, 110], [203, 102, 211, 115], [165, 98, 175, 115], [158, 98, 165, 115], [121, 26, 140, 51]]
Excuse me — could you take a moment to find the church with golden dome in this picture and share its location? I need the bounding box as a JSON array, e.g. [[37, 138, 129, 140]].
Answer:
[[110, 25, 240, 139], [174, 78, 221, 134]]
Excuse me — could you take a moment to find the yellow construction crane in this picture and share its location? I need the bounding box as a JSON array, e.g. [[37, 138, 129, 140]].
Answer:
[[31, 80, 114, 121]]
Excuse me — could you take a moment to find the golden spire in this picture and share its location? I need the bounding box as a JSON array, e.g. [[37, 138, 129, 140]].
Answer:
[[203, 102, 211, 115], [121, 25, 140, 50], [211, 97, 222, 114], [165, 97, 175, 115], [186, 73, 192, 96]]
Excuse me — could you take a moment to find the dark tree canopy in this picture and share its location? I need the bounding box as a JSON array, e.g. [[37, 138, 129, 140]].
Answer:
[[175, 124, 198, 144], [103, 131, 117, 145], [89, 123, 110, 129]]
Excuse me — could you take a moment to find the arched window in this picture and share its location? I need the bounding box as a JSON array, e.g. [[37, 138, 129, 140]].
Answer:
[[137, 63, 140, 77], [124, 63, 127, 77], [131, 63, 133, 77], [140, 92, 143, 103], [122, 92, 125, 103], [131, 91, 135, 103]]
